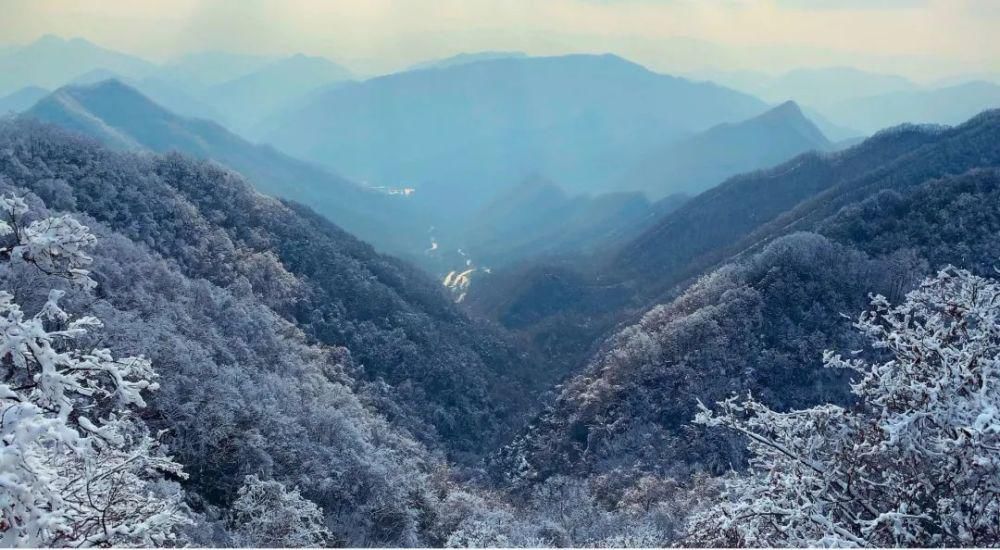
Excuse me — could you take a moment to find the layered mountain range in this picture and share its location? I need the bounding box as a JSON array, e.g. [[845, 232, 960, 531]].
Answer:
[[5, 33, 1000, 546]]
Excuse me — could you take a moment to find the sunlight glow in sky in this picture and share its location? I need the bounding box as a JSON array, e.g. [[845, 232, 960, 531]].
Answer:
[[3, 0, 999, 79]]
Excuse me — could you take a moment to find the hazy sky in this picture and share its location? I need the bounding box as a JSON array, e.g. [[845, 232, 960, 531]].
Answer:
[[3, 0, 999, 79]]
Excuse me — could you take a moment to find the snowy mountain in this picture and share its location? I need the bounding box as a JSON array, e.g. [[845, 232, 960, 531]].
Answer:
[[470, 109, 1000, 386], [497, 109, 1000, 490], [6, 15, 1000, 546], [24, 79, 432, 255]]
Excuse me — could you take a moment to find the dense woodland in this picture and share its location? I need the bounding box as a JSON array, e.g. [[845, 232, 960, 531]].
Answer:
[[2, 34, 1000, 548], [4, 106, 1000, 546]]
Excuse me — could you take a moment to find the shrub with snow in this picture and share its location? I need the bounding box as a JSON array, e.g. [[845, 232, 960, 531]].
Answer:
[[689, 266, 1000, 546], [226, 474, 332, 547], [0, 195, 188, 547]]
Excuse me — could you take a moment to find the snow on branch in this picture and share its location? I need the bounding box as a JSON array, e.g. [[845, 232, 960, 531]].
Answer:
[[0, 195, 188, 547], [688, 266, 1000, 547]]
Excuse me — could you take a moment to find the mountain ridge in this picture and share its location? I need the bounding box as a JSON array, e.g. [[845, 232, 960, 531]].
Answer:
[[0, 35, 154, 95], [494, 110, 1000, 488], [618, 100, 831, 198], [466, 109, 1000, 388], [24, 79, 433, 256], [207, 54, 355, 133], [262, 53, 769, 210]]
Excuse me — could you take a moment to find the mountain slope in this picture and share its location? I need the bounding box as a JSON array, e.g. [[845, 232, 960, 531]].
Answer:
[[801, 105, 864, 142], [459, 176, 679, 267], [0, 167, 441, 547], [619, 101, 831, 198], [720, 111, 1000, 264], [24, 79, 430, 255], [497, 113, 1000, 485], [615, 111, 1000, 310], [498, 232, 924, 483], [262, 54, 768, 208], [469, 110, 1000, 395], [69, 68, 227, 122], [0, 118, 539, 459]]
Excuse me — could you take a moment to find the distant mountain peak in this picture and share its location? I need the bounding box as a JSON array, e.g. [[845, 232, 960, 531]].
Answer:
[[31, 34, 69, 46], [76, 77, 132, 92], [28, 34, 99, 50], [0, 34, 155, 96], [771, 99, 803, 115], [60, 77, 143, 101], [619, 98, 830, 198], [35, 78, 185, 146], [33, 33, 63, 43], [751, 100, 816, 128], [70, 67, 124, 85]]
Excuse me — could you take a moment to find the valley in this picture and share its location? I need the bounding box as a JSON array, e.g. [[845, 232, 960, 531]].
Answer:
[[2, 9, 1000, 547]]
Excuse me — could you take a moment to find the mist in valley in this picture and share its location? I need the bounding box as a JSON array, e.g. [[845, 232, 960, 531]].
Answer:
[[2, 1, 1000, 547]]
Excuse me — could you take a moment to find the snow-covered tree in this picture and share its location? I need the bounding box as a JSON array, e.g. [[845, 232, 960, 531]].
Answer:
[[688, 266, 1000, 547], [0, 195, 188, 547], [445, 507, 546, 549], [227, 474, 332, 547]]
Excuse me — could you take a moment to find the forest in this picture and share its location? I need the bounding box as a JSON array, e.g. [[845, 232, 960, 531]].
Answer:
[[2, 4, 1000, 548]]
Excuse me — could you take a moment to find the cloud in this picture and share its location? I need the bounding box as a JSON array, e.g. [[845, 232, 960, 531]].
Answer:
[[0, 0, 997, 79]]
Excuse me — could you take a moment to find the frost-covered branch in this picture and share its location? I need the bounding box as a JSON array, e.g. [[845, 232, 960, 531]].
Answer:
[[0, 195, 188, 547], [0, 196, 96, 286], [226, 475, 332, 547], [688, 267, 1000, 547]]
